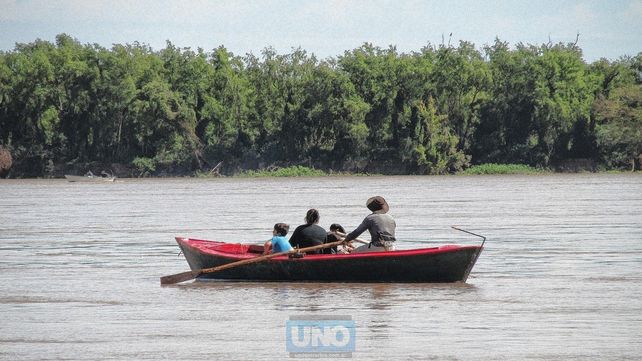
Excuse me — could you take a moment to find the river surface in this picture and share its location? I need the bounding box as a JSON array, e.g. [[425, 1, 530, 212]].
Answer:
[[1, 174, 641, 360]]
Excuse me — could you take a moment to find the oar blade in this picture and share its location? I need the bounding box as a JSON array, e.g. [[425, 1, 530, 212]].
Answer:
[[160, 270, 198, 285]]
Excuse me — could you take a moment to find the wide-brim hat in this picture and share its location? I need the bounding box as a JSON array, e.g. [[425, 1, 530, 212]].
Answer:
[[366, 196, 389, 213]]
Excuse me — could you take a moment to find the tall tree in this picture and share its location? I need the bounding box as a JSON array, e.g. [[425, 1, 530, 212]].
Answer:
[[592, 54, 642, 170]]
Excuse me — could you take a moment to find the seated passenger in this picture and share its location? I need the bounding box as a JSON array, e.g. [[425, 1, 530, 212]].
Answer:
[[289, 209, 327, 254], [263, 223, 293, 254], [325, 223, 353, 254]]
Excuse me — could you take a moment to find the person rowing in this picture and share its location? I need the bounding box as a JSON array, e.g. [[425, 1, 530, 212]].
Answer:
[[341, 196, 396, 253]]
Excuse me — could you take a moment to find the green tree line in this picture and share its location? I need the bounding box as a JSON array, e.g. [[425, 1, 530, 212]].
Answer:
[[0, 34, 640, 177]]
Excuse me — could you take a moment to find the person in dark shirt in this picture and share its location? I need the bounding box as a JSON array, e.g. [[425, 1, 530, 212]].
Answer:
[[289, 209, 327, 254], [326, 223, 357, 254], [324, 223, 346, 254]]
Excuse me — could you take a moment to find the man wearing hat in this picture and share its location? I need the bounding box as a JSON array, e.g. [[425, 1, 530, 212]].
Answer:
[[342, 196, 396, 253]]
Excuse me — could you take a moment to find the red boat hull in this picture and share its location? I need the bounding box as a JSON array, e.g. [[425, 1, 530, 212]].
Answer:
[[175, 237, 483, 283]]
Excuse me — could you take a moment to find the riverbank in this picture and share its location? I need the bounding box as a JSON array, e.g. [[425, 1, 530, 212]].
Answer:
[[232, 165, 642, 177], [232, 164, 550, 177], [5, 162, 640, 179]]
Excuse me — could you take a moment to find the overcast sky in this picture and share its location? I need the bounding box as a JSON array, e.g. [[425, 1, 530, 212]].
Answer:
[[1, 0, 640, 62]]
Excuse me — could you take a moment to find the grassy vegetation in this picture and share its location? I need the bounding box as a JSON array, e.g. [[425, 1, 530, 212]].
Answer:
[[460, 163, 547, 175], [194, 169, 220, 177], [225, 164, 550, 177], [599, 168, 637, 174], [190, 163, 635, 177], [237, 166, 327, 177]]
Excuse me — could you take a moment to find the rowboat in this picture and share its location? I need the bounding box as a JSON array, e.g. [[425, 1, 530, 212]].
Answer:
[[174, 236, 484, 283], [64, 171, 116, 182]]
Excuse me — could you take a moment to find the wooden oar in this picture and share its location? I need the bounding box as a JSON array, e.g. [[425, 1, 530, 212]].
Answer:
[[160, 239, 346, 285], [332, 231, 369, 245]]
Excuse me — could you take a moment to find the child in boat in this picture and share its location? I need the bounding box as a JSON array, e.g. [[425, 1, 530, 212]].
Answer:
[[325, 223, 354, 254], [263, 223, 293, 255]]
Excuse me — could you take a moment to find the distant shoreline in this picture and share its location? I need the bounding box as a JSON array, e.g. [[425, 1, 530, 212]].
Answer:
[[4, 164, 640, 180]]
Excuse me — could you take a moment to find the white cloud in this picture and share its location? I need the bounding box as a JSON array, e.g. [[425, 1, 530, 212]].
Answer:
[[622, 0, 642, 23], [0, 0, 246, 23], [571, 3, 598, 24]]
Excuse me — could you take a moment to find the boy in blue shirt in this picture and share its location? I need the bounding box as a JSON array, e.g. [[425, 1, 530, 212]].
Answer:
[[263, 223, 293, 254]]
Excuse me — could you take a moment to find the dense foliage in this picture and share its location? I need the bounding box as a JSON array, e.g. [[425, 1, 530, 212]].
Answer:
[[0, 34, 640, 177]]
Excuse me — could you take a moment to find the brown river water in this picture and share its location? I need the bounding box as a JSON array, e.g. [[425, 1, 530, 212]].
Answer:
[[1, 174, 641, 360]]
